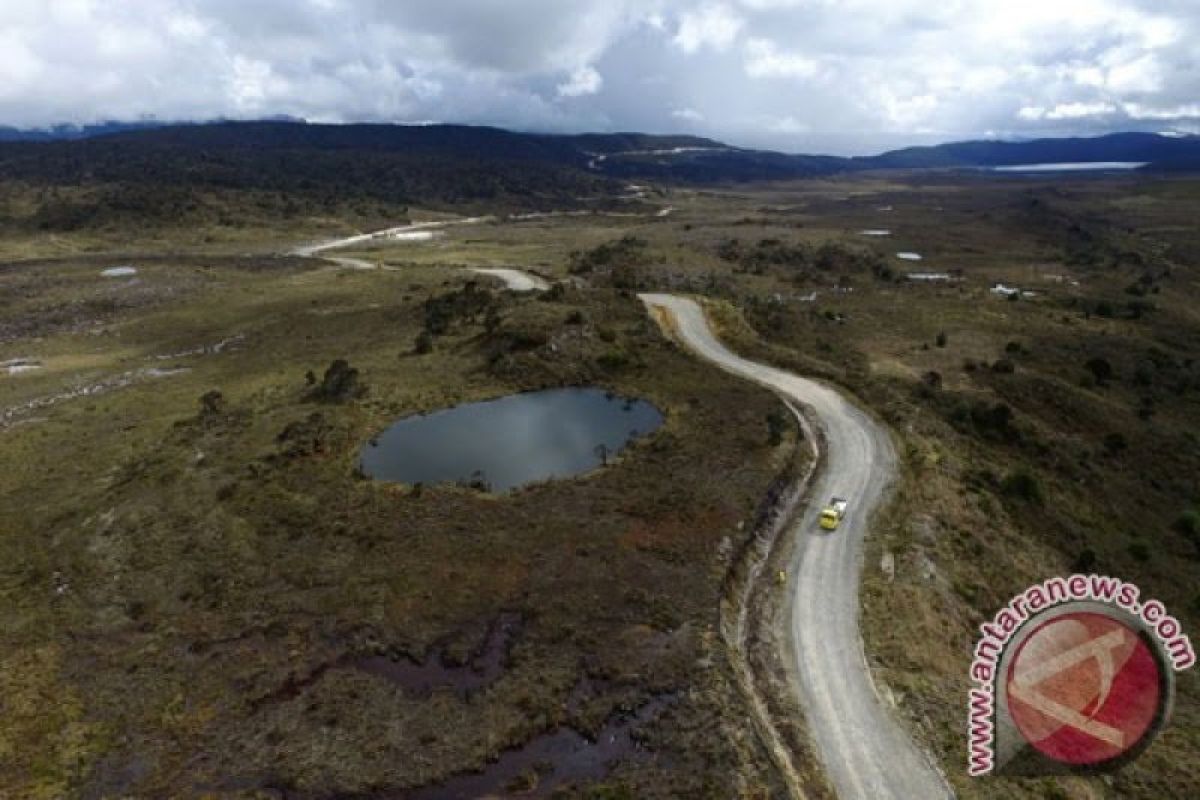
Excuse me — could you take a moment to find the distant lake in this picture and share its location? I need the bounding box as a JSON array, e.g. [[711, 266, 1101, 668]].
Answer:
[[359, 387, 664, 492], [991, 162, 1148, 173]]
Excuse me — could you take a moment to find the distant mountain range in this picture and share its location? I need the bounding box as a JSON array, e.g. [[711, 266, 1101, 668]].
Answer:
[[0, 121, 1195, 212], [0, 121, 166, 142], [850, 131, 1200, 171]]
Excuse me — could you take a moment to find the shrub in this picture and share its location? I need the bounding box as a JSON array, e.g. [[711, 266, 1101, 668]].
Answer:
[[1001, 469, 1043, 504], [970, 402, 1015, 439], [414, 330, 434, 354], [424, 283, 497, 334], [484, 306, 502, 334], [276, 412, 334, 457], [310, 359, 366, 402], [991, 359, 1016, 374], [1174, 509, 1200, 538], [1174, 510, 1200, 557], [1072, 548, 1097, 573], [766, 409, 787, 446], [569, 235, 649, 275], [199, 390, 225, 416], [539, 282, 566, 302], [1085, 357, 1114, 384], [1126, 299, 1156, 319], [1103, 432, 1128, 455], [596, 350, 631, 371]]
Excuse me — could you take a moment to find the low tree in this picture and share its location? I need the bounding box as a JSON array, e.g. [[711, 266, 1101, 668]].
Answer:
[[766, 409, 787, 446], [1174, 510, 1200, 557], [199, 390, 225, 416], [310, 359, 366, 402], [991, 359, 1016, 374], [1001, 469, 1043, 504], [484, 305, 502, 334], [1085, 357, 1114, 385], [1103, 432, 1128, 455], [414, 330, 434, 354], [1072, 548, 1097, 573], [1128, 542, 1151, 563]]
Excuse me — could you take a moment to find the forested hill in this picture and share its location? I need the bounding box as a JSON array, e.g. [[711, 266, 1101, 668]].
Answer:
[[0, 122, 636, 209], [0, 122, 1197, 214], [0, 121, 829, 217]]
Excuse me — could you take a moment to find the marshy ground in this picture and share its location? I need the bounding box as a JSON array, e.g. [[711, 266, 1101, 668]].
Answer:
[[2, 172, 1198, 798]]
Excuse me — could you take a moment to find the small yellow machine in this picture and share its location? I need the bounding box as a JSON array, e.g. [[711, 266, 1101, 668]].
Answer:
[[819, 497, 848, 530]]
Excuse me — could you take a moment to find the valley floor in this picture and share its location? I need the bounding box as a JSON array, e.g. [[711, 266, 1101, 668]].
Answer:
[[2, 172, 1199, 798]]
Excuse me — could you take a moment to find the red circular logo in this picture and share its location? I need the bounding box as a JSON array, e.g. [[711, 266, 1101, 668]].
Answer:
[[1005, 611, 1164, 765]]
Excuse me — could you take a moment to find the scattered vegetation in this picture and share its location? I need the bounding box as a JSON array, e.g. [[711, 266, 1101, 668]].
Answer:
[[308, 358, 367, 403], [3, 164, 1198, 799]]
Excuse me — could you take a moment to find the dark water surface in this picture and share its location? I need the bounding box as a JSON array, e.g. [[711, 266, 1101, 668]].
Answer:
[[359, 387, 664, 492]]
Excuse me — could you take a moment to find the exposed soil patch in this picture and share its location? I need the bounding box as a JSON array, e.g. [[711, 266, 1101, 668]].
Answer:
[[2, 358, 42, 375], [250, 613, 523, 711], [1, 366, 190, 429], [398, 695, 673, 800], [351, 612, 522, 699]]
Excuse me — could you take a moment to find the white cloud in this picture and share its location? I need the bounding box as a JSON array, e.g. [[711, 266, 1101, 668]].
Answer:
[[1046, 101, 1119, 120], [768, 115, 809, 133], [673, 3, 744, 53], [879, 91, 940, 129], [1018, 102, 1119, 121], [1123, 102, 1200, 120], [558, 66, 603, 98], [0, 1, 1196, 153], [744, 38, 818, 79], [1105, 55, 1162, 93]]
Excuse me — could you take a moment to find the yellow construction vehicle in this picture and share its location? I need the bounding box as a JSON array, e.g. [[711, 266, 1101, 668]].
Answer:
[[819, 497, 848, 530]]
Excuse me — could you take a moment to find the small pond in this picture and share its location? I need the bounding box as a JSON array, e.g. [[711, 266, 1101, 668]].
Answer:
[[360, 387, 664, 492]]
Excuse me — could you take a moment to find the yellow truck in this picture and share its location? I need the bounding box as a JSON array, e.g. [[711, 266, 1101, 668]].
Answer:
[[819, 497, 848, 530]]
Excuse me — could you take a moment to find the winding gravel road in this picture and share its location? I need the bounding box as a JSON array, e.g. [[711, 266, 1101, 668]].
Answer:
[[293, 221, 549, 292], [639, 294, 951, 800], [468, 268, 550, 292], [291, 217, 492, 258]]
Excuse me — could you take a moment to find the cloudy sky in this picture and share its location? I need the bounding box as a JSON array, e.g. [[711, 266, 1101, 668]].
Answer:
[[1, 0, 1197, 154]]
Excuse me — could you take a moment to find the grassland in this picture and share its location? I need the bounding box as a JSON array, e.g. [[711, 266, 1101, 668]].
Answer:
[[301, 174, 1200, 797], [2, 171, 1198, 798], [1, 245, 809, 796]]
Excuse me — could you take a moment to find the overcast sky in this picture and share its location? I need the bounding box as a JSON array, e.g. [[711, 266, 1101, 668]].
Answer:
[[1, 0, 1196, 155]]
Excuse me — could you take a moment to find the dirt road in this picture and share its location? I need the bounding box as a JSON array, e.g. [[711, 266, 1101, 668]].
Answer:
[[291, 217, 492, 258], [468, 268, 550, 292], [293, 221, 549, 292], [639, 294, 950, 800]]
